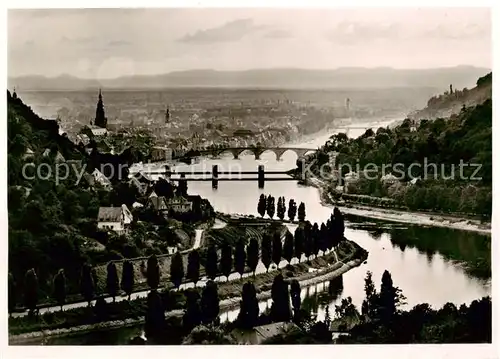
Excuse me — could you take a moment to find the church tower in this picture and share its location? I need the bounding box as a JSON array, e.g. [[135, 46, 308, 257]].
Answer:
[[94, 89, 107, 128], [165, 106, 170, 123]]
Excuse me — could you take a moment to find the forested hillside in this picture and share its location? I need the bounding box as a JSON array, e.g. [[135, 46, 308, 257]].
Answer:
[[408, 72, 492, 121], [8, 90, 107, 298], [306, 79, 492, 216]]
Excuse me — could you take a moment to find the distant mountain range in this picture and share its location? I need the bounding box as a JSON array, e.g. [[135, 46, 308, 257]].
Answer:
[[8, 66, 490, 91]]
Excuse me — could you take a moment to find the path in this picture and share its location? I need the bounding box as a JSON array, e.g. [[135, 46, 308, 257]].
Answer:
[[12, 220, 226, 319], [10, 256, 362, 344], [12, 245, 338, 319]]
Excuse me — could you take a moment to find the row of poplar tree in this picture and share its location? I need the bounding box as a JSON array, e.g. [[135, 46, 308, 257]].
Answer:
[[257, 194, 306, 221], [145, 272, 307, 338], [9, 208, 345, 315]]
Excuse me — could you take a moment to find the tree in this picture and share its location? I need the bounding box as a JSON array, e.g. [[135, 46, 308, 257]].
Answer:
[[277, 197, 286, 220], [312, 222, 320, 258], [319, 223, 328, 253], [106, 262, 119, 302], [261, 234, 272, 272], [288, 199, 297, 221], [234, 240, 246, 278], [53, 269, 66, 310], [283, 232, 294, 264], [294, 227, 304, 262], [272, 232, 283, 267], [280, 197, 287, 220], [92, 268, 99, 295], [379, 270, 406, 323], [183, 288, 202, 331], [324, 306, 332, 330], [94, 297, 108, 322], [8, 273, 16, 315], [270, 273, 291, 322], [298, 202, 306, 221], [361, 271, 378, 319], [290, 279, 301, 317], [303, 229, 313, 261], [333, 207, 345, 241], [246, 238, 259, 276], [80, 264, 95, 306], [24, 269, 39, 314], [187, 249, 201, 286], [170, 252, 184, 289], [205, 245, 218, 280], [267, 195, 275, 219], [121, 260, 135, 300], [220, 245, 233, 281], [201, 280, 220, 325], [177, 177, 188, 197], [258, 194, 267, 217], [147, 254, 160, 290], [145, 290, 165, 339], [237, 282, 260, 329]]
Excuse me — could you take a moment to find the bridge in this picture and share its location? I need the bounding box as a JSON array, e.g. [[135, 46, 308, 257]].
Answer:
[[179, 146, 317, 161], [142, 165, 306, 189]]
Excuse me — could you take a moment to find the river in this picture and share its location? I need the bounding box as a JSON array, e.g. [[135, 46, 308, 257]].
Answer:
[[27, 117, 491, 344]]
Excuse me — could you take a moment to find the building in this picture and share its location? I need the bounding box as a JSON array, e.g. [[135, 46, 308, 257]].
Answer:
[[81, 125, 108, 138], [42, 148, 66, 162], [151, 146, 173, 162], [94, 89, 108, 129], [77, 134, 91, 146], [92, 168, 112, 190], [147, 195, 169, 212], [167, 196, 193, 213], [97, 204, 133, 233], [380, 173, 399, 186]]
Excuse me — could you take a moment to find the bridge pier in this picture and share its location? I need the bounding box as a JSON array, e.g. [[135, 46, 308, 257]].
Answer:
[[230, 149, 241, 159], [274, 148, 287, 161], [258, 165, 265, 189], [212, 165, 218, 189]]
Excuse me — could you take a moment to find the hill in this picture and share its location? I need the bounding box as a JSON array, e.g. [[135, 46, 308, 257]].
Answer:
[[306, 73, 492, 216], [8, 66, 489, 90], [408, 72, 492, 121]]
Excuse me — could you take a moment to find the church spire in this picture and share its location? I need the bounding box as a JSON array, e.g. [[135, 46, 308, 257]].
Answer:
[[95, 88, 107, 129]]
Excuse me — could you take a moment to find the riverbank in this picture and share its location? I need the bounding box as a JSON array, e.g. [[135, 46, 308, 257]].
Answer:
[[9, 240, 367, 344], [305, 176, 491, 235]]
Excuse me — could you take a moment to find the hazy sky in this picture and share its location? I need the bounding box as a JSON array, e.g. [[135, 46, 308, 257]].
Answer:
[[8, 8, 491, 79]]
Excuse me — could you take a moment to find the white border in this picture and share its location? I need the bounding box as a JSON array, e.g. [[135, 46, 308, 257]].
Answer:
[[1, 1, 498, 359]]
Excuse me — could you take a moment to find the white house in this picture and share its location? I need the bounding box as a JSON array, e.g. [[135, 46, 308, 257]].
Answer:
[[90, 126, 108, 136], [97, 204, 133, 234], [92, 168, 112, 190]]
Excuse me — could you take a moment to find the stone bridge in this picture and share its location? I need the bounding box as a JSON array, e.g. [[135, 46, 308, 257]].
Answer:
[[200, 146, 317, 160]]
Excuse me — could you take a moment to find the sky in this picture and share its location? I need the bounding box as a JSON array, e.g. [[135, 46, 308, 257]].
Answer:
[[8, 8, 492, 79]]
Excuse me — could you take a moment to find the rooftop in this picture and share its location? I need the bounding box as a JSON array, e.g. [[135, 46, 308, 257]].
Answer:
[[97, 207, 122, 222]]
